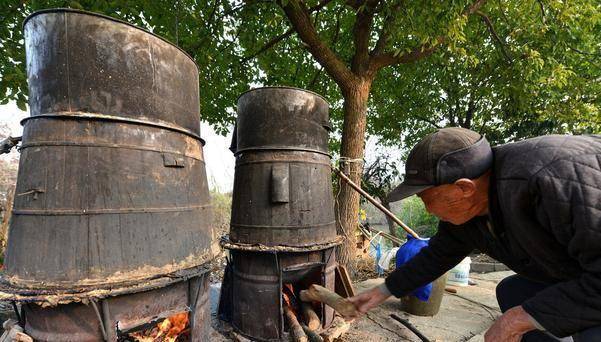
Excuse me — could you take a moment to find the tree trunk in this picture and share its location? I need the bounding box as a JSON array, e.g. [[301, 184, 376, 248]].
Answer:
[[335, 79, 371, 274], [381, 199, 399, 239]]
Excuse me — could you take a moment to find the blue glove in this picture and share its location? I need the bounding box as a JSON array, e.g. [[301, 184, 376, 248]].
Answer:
[[395, 235, 432, 301]]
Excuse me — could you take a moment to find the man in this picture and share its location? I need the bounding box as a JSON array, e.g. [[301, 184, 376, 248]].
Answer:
[[349, 127, 601, 342]]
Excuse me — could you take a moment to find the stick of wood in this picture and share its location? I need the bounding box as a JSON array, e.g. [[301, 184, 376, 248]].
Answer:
[[283, 305, 308, 342], [444, 287, 457, 294], [334, 167, 420, 239], [321, 316, 350, 342], [301, 302, 321, 330], [299, 285, 358, 318], [301, 323, 324, 342]]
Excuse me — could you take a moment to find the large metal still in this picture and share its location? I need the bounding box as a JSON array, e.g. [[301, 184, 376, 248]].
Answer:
[[0, 9, 213, 341], [228, 87, 338, 247], [220, 87, 341, 341]]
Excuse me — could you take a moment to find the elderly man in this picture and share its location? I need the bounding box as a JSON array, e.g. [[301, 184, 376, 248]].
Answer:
[[349, 127, 601, 342]]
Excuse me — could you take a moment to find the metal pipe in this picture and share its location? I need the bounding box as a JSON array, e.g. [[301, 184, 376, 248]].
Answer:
[[91, 300, 108, 341], [11, 301, 23, 327], [390, 314, 431, 342], [333, 167, 420, 239], [101, 300, 116, 341]]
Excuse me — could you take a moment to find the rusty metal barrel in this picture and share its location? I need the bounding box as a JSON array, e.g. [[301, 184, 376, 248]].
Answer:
[[3, 9, 213, 289], [229, 87, 337, 247]]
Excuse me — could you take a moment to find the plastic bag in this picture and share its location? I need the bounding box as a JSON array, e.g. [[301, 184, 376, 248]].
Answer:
[[378, 247, 400, 271], [395, 235, 431, 301]]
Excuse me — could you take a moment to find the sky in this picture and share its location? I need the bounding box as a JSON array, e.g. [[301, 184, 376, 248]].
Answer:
[[0, 102, 236, 192]]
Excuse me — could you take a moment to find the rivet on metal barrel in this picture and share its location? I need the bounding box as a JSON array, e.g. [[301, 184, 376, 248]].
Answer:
[[3, 9, 213, 289], [229, 87, 337, 247]]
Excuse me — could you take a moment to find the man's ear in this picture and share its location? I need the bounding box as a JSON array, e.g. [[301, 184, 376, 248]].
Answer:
[[454, 178, 476, 197]]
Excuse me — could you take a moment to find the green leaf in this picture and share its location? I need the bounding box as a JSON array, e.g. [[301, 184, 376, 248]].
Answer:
[[16, 99, 27, 111]]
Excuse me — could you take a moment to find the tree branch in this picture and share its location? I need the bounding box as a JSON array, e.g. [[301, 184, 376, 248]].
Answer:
[[567, 45, 601, 58], [371, 1, 403, 56], [241, 28, 294, 63], [369, 0, 488, 71], [279, 0, 356, 88], [370, 39, 443, 70], [476, 10, 512, 64], [416, 115, 442, 128], [351, 0, 380, 74], [307, 5, 345, 89], [536, 0, 546, 24], [241, 0, 334, 64]]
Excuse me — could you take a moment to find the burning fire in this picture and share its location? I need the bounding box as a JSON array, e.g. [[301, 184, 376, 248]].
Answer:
[[282, 284, 297, 311], [130, 312, 189, 342]]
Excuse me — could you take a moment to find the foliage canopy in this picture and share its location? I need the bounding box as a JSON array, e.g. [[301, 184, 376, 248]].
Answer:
[[2, 1, 598, 147]]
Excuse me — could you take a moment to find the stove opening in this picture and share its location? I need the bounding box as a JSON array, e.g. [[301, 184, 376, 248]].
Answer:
[[281, 263, 326, 339], [118, 311, 190, 342]]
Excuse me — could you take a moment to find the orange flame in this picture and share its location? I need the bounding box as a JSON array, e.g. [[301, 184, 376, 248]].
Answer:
[[130, 312, 189, 342], [282, 283, 297, 316]]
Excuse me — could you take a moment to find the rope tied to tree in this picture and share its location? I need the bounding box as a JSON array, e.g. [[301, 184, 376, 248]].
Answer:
[[337, 156, 364, 175]]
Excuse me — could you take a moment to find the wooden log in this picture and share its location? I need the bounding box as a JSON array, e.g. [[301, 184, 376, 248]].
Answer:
[[14, 333, 33, 342], [230, 331, 252, 342], [301, 303, 321, 331], [321, 316, 350, 342], [301, 324, 324, 342], [299, 285, 358, 318], [283, 305, 308, 342], [444, 287, 457, 294]]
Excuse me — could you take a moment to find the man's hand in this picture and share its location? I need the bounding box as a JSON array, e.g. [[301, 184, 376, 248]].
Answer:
[[347, 284, 392, 317], [484, 306, 537, 342]]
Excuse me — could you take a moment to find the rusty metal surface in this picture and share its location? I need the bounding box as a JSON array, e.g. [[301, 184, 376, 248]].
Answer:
[[22, 272, 210, 341], [232, 87, 331, 155], [3, 9, 213, 289], [221, 235, 343, 252], [23, 9, 200, 135], [229, 88, 337, 247], [220, 248, 336, 342], [0, 265, 209, 306], [230, 150, 338, 247]]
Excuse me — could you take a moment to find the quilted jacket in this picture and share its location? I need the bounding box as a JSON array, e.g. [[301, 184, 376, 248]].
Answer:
[[385, 134, 601, 337]]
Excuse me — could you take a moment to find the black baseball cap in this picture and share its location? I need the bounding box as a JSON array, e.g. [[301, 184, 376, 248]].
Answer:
[[387, 127, 493, 202]]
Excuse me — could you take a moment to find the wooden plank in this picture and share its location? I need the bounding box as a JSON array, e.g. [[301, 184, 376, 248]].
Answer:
[[335, 265, 355, 297]]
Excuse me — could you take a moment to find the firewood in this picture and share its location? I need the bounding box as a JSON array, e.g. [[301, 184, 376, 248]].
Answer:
[[14, 333, 33, 342], [301, 302, 321, 330], [444, 287, 457, 294], [301, 323, 324, 342], [283, 305, 308, 342], [299, 285, 358, 318], [230, 331, 252, 342], [321, 316, 350, 342]]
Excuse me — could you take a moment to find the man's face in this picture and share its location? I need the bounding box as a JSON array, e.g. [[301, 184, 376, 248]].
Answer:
[[417, 183, 476, 225]]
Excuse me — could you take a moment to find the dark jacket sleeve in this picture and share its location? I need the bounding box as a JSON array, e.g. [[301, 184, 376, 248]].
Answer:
[[385, 222, 473, 298], [521, 153, 601, 337]]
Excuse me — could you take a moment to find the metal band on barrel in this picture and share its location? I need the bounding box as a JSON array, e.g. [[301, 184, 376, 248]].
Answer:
[[20, 141, 205, 162], [21, 112, 205, 144], [233, 146, 331, 157], [12, 204, 211, 216]]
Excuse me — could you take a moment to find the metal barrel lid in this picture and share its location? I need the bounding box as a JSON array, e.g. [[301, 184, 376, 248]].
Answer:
[[232, 87, 332, 155]]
